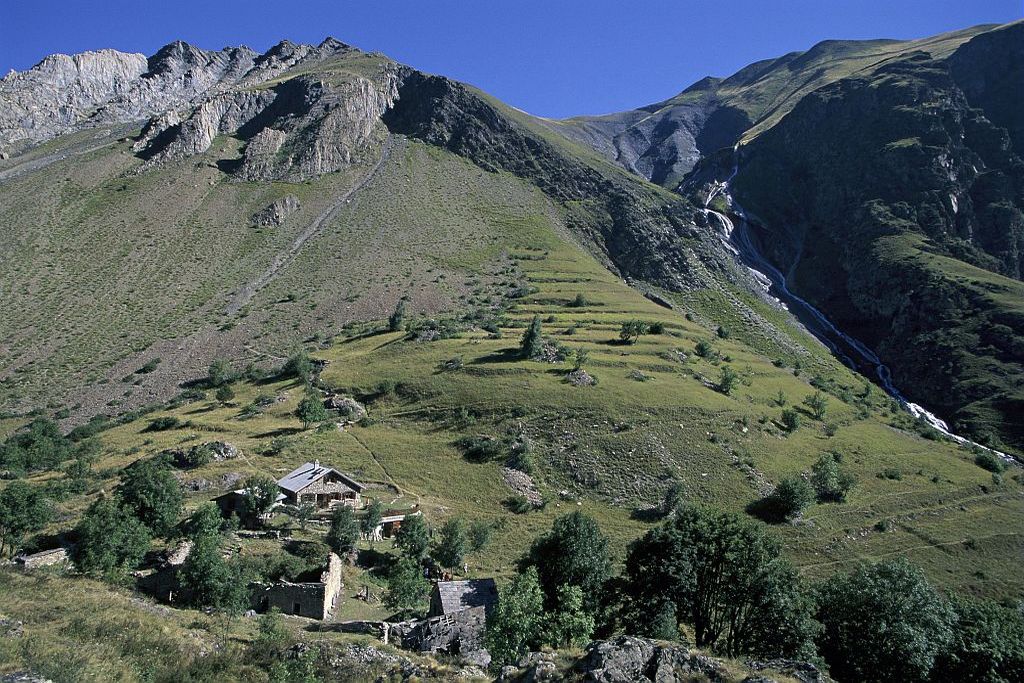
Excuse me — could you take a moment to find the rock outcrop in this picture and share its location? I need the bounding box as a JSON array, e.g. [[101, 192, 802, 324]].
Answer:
[[498, 638, 834, 683], [0, 35, 389, 179], [252, 194, 301, 227]]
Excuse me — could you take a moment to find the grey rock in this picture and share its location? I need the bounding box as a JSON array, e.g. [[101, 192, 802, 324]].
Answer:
[[252, 194, 301, 228], [323, 394, 367, 421], [573, 636, 727, 683], [746, 659, 833, 683], [0, 35, 392, 183], [136, 89, 276, 167], [2, 673, 53, 683]]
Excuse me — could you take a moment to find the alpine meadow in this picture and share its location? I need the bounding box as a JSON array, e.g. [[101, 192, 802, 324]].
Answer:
[[0, 11, 1022, 683]]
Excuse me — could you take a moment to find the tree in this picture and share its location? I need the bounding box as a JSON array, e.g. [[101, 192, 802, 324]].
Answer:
[[468, 520, 492, 552], [486, 567, 546, 667], [624, 505, 818, 657], [182, 502, 224, 539], [395, 514, 430, 561], [116, 458, 183, 537], [815, 559, 955, 683], [810, 453, 855, 502], [434, 517, 469, 570], [327, 505, 360, 555], [781, 408, 801, 432], [520, 315, 544, 360], [282, 349, 313, 382], [207, 359, 234, 387], [361, 500, 384, 545], [572, 346, 590, 371], [569, 293, 588, 308], [0, 417, 75, 475], [178, 532, 247, 612], [718, 365, 739, 395], [0, 481, 52, 556], [544, 584, 595, 648], [296, 396, 327, 429], [384, 556, 431, 612], [215, 385, 235, 404], [240, 475, 279, 528], [775, 390, 787, 407], [293, 502, 315, 531], [73, 497, 151, 576], [389, 300, 407, 332], [768, 476, 814, 520], [649, 600, 680, 640], [694, 339, 714, 358], [933, 597, 1024, 682], [619, 320, 647, 344], [803, 392, 828, 421], [525, 510, 611, 616]]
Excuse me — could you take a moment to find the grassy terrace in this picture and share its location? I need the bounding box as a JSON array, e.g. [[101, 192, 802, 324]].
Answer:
[[27, 208, 1020, 603]]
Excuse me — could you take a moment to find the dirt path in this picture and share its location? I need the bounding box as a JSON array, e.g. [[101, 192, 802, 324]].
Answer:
[[0, 126, 134, 183], [225, 136, 395, 316], [797, 530, 1022, 571], [344, 429, 417, 499]]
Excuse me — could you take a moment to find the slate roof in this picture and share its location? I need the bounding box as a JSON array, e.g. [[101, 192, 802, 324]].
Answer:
[[276, 461, 365, 494], [433, 578, 498, 615]]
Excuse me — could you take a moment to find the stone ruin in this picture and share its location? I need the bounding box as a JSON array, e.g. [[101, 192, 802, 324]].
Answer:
[[13, 548, 69, 570], [254, 551, 344, 620], [385, 606, 491, 668]]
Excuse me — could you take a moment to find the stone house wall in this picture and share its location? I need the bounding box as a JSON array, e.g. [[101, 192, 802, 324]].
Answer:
[[260, 552, 343, 620]]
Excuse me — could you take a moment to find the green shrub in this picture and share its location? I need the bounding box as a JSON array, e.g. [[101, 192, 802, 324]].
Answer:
[[974, 451, 1006, 474]]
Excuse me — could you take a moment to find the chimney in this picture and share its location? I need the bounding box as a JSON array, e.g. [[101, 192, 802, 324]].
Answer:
[[314, 459, 320, 469]]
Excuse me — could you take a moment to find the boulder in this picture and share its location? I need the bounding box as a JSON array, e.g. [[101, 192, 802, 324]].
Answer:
[[252, 194, 300, 228], [323, 395, 367, 421], [574, 636, 726, 682]]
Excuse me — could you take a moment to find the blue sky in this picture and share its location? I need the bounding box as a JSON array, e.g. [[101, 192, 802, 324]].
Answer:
[[1, 0, 1019, 118]]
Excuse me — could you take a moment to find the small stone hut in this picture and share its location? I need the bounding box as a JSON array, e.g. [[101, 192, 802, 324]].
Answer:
[[428, 578, 498, 618]]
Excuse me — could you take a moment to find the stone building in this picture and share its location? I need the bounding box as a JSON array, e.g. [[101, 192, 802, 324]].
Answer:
[[277, 461, 366, 509], [428, 578, 498, 618], [257, 551, 344, 620]]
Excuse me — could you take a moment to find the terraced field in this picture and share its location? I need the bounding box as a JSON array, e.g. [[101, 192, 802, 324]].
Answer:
[[25, 183, 1020, 600]]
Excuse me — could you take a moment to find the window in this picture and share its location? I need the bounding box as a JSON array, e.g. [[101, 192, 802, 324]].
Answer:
[[293, 602, 301, 616]]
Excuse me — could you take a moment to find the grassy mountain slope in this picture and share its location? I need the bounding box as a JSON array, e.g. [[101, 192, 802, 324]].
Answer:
[[1, 31, 1023, 681], [731, 25, 1024, 452], [6, 142, 1022, 598]]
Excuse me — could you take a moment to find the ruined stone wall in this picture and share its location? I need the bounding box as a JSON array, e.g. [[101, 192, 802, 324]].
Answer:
[[260, 551, 343, 620], [389, 606, 490, 667]]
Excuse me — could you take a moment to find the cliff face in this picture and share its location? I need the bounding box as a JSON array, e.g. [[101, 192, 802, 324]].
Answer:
[[730, 26, 1024, 450], [0, 37, 401, 181]]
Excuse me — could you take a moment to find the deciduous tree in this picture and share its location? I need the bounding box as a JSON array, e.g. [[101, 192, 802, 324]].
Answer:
[[327, 505, 359, 555], [525, 510, 611, 616], [624, 505, 818, 657], [815, 559, 955, 682], [395, 514, 430, 561], [117, 458, 183, 537], [73, 497, 151, 577], [486, 567, 545, 666]]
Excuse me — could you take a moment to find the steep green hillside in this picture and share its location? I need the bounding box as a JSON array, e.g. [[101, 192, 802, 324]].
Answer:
[[731, 26, 1024, 452]]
